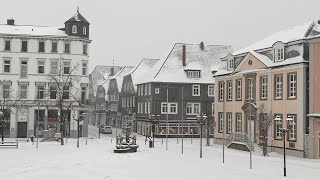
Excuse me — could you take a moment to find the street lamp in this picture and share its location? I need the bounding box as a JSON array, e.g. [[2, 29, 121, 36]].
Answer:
[[149, 114, 160, 148], [274, 115, 294, 177], [72, 112, 85, 148], [0, 111, 4, 143], [197, 113, 207, 158]]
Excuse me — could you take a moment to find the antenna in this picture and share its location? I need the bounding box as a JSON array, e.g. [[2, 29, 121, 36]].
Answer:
[[77, 6, 80, 13]]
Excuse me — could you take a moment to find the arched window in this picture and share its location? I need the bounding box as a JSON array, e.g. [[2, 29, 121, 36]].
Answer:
[[83, 27, 87, 35], [72, 25, 77, 34]]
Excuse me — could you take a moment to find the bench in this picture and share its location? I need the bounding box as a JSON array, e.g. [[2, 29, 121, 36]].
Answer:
[[0, 142, 19, 148]]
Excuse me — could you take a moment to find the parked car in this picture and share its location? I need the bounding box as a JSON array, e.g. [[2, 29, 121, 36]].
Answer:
[[101, 126, 112, 134]]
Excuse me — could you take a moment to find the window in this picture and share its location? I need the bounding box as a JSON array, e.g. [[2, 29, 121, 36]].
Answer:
[[227, 81, 232, 101], [192, 85, 200, 96], [72, 25, 77, 33], [4, 60, 10, 73], [276, 48, 284, 61], [82, 62, 87, 75], [208, 85, 214, 97], [187, 71, 200, 78], [229, 58, 234, 69], [20, 61, 28, 78], [141, 85, 144, 95], [138, 86, 140, 96], [236, 79, 242, 100], [145, 102, 148, 114], [161, 102, 178, 114], [38, 60, 45, 74], [275, 75, 283, 99], [50, 61, 58, 74], [145, 84, 148, 96], [132, 97, 135, 107], [62, 85, 69, 99], [261, 76, 268, 99], [148, 84, 151, 95], [5, 40, 11, 51], [49, 85, 57, 99], [51, 42, 58, 53], [155, 88, 159, 94], [38, 42, 45, 52], [63, 61, 70, 74], [138, 102, 141, 113], [64, 42, 70, 53], [227, 113, 232, 133], [274, 114, 283, 140], [288, 73, 297, 99], [21, 40, 28, 52], [248, 78, 253, 99], [187, 71, 193, 78], [122, 98, 125, 107], [19, 84, 28, 99], [141, 103, 144, 114], [148, 102, 151, 114], [37, 84, 45, 99], [2, 85, 10, 99], [81, 86, 86, 104], [236, 113, 242, 133], [218, 112, 223, 133], [219, 81, 224, 101], [83, 27, 87, 35], [288, 114, 297, 141], [211, 102, 215, 116], [186, 103, 201, 115], [83, 44, 87, 55], [127, 97, 130, 107]]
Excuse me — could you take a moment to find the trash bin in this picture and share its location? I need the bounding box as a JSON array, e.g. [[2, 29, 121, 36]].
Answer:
[[149, 140, 153, 148], [30, 136, 35, 142]]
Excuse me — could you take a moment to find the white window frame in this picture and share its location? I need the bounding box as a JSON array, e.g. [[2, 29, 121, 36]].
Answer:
[[261, 76, 268, 99], [38, 60, 45, 74], [211, 102, 215, 116], [193, 71, 200, 78], [288, 73, 297, 99], [148, 102, 151, 114], [20, 60, 28, 78], [227, 81, 232, 101], [236, 113, 242, 133], [83, 27, 87, 35], [219, 81, 224, 101], [72, 25, 77, 33], [288, 115, 296, 141], [161, 102, 178, 114], [248, 78, 253, 100], [82, 62, 87, 75], [208, 85, 214, 97], [275, 75, 283, 99], [187, 71, 193, 78], [63, 61, 70, 75], [50, 60, 58, 74], [276, 48, 284, 62], [219, 113, 223, 132], [229, 58, 234, 69], [192, 84, 200, 96], [3, 59, 11, 73], [275, 116, 282, 139], [138, 102, 140, 113], [227, 113, 232, 133], [186, 103, 201, 115], [19, 83, 28, 99], [145, 84, 148, 96], [155, 88, 159, 94], [36, 84, 45, 99], [51, 41, 58, 53], [236, 79, 242, 100], [148, 84, 151, 95]]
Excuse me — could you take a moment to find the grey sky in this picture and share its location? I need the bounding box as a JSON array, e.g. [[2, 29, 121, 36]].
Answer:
[[1, 0, 319, 72]]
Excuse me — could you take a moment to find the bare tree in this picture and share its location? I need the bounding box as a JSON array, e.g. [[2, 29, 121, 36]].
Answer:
[[44, 57, 81, 146], [256, 103, 272, 156]]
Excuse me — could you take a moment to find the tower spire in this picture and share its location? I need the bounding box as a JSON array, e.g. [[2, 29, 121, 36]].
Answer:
[[77, 6, 79, 13]]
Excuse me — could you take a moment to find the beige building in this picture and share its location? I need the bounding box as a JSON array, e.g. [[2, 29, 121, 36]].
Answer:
[[213, 21, 320, 158]]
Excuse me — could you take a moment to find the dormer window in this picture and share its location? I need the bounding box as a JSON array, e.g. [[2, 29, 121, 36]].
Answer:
[[72, 25, 77, 34], [229, 58, 234, 70], [187, 70, 200, 78], [273, 41, 285, 62], [83, 27, 87, 35]]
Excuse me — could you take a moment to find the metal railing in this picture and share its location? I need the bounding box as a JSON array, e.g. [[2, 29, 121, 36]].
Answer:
[[226, 132, 253, 151]]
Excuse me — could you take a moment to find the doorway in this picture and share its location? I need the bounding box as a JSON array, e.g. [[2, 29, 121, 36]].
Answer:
[[17, 122, 27, 138]]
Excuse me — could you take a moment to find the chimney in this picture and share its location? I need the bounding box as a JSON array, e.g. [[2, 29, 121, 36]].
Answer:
[[182, 44, 186, 66], [200, 41, 204, 50], [110, 67, 115, 76], [7, 19, 14, 25]]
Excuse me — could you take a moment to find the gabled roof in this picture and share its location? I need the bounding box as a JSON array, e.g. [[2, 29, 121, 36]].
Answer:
[[110, 66, 134, 91], [127, 58, 160, 90], [151, 43, 232, 84], [66, 10, 90, 24]]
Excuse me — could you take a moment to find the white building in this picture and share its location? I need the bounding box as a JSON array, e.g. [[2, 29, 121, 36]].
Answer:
[[0, 10, 91, 139]]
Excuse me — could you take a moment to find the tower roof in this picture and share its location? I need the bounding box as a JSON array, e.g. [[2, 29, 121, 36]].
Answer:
[[66, 9, 89, 24]]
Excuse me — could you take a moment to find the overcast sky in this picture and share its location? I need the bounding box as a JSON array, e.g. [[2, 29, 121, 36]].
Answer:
[[1, 0, 320, 72]]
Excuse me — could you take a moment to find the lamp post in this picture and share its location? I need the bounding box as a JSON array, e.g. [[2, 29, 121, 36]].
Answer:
[[274, 115, 294, 177], [149, 114, 160, 148], [73, 112, 85, 148], [197, 113, 207, 158], [0, 111, 4, 143]]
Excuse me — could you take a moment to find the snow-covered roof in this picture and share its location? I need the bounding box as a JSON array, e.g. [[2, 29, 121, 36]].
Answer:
[[127, 58, 160, 91], [111, 66, 134, 91], [0, 24, 67, 37], [151, 43, 232, 84], [232, 22, 314, 56]]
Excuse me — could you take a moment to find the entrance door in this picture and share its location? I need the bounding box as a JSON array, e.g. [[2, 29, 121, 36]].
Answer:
[[17, 122, 27, 138], [247, 115, 254, 143]]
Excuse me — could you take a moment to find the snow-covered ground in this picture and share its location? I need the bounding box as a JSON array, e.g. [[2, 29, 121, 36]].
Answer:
[[1, 126, 320, 180]]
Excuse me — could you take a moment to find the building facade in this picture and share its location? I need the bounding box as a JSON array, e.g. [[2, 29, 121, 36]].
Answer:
[[0, 10, 91, 139]]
